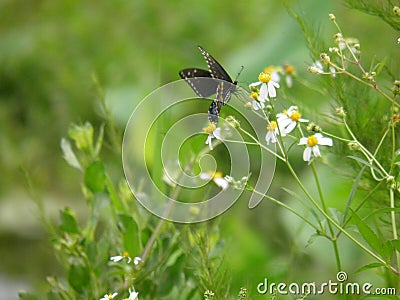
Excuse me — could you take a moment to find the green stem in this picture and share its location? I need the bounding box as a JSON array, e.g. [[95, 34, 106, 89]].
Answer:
[[285, 161, 397, 274], [311, 163, 342, 271], [389, 188, 400, 271]]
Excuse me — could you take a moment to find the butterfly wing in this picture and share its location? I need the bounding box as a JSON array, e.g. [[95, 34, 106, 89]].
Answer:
[[179, 68, 220, 98], [208, 82, 225, 124], [198, 46, 234, 83]]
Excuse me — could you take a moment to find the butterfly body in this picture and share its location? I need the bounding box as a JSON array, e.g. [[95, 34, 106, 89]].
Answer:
[[179, 46, 238, 124]]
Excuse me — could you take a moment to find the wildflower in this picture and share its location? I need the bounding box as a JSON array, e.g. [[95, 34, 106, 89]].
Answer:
[[249, 71, 280, 100], [100, 292, 118, 300], [250, 91, 265, 110], [308, 60, 336, 76], [133, 256, 142, 266], [335, 107, 346, 118], [203, 122, 220, 151], [283, 64, 295, 88], [277, 106, 308, 134], [110, 251, 132, 263], [225, 175, 249, 190], [298, 133, 333, 162], [264, 65, 281, 83], [204, 290, 215, 300], [397, 37, 400, 44], [320, 53, 330, 64], [200, 171, 229, 190], [265, 121, 280, 145], [124, 289, 139, 300], [328, 13, 336, 21]]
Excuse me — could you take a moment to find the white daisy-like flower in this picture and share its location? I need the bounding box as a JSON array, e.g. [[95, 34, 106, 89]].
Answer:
[[249, 91, 265, 111], [110, 252, 132, 264], [283, 64, 295, 88], [298, 133, 333, 162], [249, 71, 280, 101], [277, 106, 308, 134], [200, 171, 229, 191], [133, 256, 142, 266], [125, 289, 139, 300], [264, 66, 281, 83], [100, 292, 118, 300], [397, 37, 400, 44], [308, 60, 336, 76], [265, 121, 280, 145], [203, 122, 221, 151]]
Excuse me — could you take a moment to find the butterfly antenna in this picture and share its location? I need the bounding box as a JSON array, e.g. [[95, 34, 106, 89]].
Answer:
[[235, 65, 244, 82]]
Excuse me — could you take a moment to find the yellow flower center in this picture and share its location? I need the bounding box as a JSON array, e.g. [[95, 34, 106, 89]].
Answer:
[[250, 91, 259, 99], [307, 135, 318, 147], [258, 72, 271, 83], [123, 251, 129, 258], [263, 66, 276, 73], [285, 64, 295, 75], [203, 122, 217, 134], [290, 111, 301, 121], [213, 171, 223, 179], [267, 121, 277, 131]]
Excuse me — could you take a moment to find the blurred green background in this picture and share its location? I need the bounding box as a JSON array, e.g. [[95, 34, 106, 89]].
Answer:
[[1, 0, 399, 299]]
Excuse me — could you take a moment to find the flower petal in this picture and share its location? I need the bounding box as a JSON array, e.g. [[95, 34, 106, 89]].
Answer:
[[249, 81, 261, 88], [286, 75, 293, 88], [110, 256, 124, 262], [205, 135, 213, 150], [298, 137, 308, 145], [303, 147, 312, 161], [267, 82, 276, 98], [312, 145, 321, 157], [200, 172, 212, 180], [285, 121, 297, 134], [319, 137, 333, 146], [214, 177, 229, 190], [259, 83, 268, 101]]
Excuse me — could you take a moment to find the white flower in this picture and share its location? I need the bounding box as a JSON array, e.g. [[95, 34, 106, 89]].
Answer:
[[249, 91, 265, 110], [249, 71, 280, 101], [283, 64, 295, 88], [203, 122, 220, 151], [127, 289, 139, 300], [200, 171, 229, 191], [265, 121, 280, 145], [110, 252, 133, 264], [133, 256, 142, 265], [309, 60, 336, 76], [298, 133, 333, 162], [100, 292, 118, 300], [277, 106, 308, 134], [397, 37, 400, 44]]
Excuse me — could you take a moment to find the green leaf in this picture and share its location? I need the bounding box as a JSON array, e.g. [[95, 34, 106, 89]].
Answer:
[[355, 262, 385, 273], [391, 239, 400, 252], [346, 156, 384, 177], [118, 214, 142, 255], [18, 292, 39, 300], [84, 161, 105, 193], [351, 210, 382, 256], [59, 207, 79, 234], [68, 262, 90, 293], [68, 122, 94, 154]]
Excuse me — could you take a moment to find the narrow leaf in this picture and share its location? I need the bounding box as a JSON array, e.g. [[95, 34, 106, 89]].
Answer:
[[351, 210, 382, 256]]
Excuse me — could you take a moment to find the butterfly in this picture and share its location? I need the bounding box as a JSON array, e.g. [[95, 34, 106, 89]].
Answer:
[[179, 46, 240, 124]]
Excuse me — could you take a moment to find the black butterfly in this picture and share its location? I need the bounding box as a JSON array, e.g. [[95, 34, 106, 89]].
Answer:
[[179, 46, 239, 124]]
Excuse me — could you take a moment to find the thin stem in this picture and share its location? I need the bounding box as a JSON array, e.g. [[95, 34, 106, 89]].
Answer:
[[285, 161, 397, 273], [311, 163, 342, 271], [389, 188, 400, 271]]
